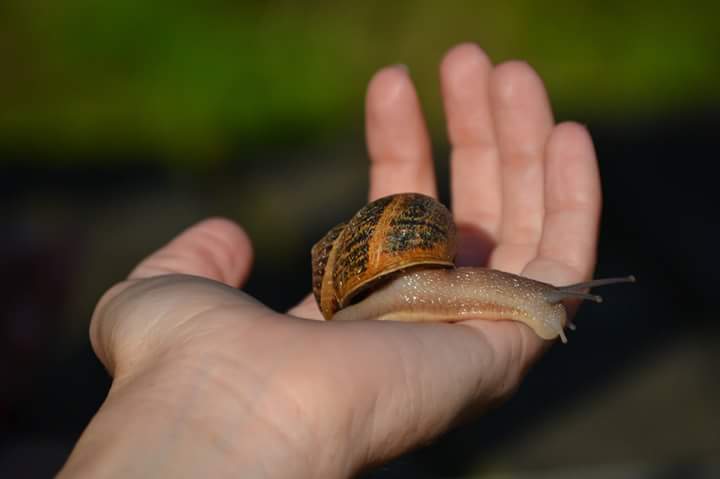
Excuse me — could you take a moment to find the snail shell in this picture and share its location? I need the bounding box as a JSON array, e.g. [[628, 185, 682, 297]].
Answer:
[[311, 193, 634, 342], [312, 193, 456, 320]]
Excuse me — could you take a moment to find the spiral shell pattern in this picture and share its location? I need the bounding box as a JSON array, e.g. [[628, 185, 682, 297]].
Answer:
[[311, 193, 456, 319]]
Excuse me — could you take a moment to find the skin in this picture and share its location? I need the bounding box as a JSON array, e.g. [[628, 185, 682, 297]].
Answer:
[[59, 43, 601, 478]]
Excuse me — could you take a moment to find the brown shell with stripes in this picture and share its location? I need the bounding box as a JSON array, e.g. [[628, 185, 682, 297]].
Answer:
[[311, 193, 457, 319]]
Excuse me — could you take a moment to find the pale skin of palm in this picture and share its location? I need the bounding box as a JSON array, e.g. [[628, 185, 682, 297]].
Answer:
[[59, 43, 601, 478]]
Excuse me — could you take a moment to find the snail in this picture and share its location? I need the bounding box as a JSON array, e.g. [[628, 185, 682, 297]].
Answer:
[[311, 193, 634, 343]]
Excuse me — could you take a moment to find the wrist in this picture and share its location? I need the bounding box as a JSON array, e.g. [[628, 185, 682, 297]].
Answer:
[[60, 347, 354, 478]]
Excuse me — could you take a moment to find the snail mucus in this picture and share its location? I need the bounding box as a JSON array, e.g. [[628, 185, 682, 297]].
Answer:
[[311, 193, 634, 343]]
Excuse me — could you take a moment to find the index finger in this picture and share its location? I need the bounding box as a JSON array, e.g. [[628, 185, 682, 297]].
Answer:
[[366, 65, 437, 200]]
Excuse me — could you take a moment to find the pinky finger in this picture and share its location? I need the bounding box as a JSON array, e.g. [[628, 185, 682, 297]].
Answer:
[[524, 122, 601, 284]]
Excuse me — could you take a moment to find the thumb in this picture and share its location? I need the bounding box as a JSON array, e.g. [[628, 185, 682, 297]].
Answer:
[[89, 217, 258, 377], [90, 275, 267, 379], [129, 217, 254, 286]]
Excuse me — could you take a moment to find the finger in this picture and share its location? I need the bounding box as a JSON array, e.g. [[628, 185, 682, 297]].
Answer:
[[366, 65, 437, 200], [441, 43, 502, 261], [523, 122, 601, 283], [489, 61, 555, 273], [292, 66, 436, 320], [129, 217, 254, 288], [287, 293, 324, 321], [298, 67, 435, 318]]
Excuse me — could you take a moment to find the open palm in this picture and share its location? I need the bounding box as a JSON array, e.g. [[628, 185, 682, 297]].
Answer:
[[67, 44, 600, 479]]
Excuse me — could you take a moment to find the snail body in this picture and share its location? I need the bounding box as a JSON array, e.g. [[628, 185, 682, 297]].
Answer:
[[312, 193, 633, 342]]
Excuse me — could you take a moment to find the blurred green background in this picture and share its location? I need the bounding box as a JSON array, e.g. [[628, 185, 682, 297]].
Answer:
[[2, 1, 719, 159], [2, 1, 719, 478]]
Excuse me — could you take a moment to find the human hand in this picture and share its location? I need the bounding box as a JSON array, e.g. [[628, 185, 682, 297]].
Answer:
[[60, 44, 600, 479]]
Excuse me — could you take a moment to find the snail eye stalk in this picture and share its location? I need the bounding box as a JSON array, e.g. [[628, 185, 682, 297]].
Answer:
[[545, 275, 636, 304]]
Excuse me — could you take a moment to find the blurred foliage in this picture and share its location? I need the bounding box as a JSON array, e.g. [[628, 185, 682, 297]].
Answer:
[[1, 0, 718, 163]]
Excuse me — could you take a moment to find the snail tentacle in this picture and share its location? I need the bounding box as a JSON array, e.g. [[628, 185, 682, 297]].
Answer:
[[544, 275, 636, 304]]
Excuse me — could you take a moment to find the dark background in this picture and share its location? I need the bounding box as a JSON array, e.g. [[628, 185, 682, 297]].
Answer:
[[2, 2, 719, 477]]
